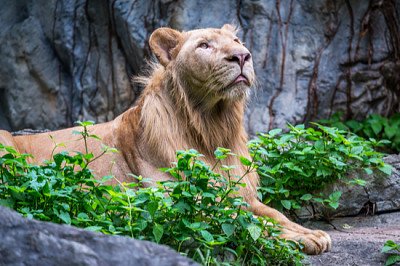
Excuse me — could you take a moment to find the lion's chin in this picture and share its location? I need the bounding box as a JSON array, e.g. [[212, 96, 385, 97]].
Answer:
[[219, 82, 250, 101]]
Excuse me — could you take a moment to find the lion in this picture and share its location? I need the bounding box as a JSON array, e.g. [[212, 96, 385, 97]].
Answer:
[[0, 24, 331, 255]]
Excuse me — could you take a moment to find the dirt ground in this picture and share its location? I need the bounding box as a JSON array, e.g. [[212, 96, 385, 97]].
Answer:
[[304, 212, 400, 265]]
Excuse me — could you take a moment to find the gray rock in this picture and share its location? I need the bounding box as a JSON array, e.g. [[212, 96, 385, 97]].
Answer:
[[0, 205, 199, 266], [298, 153, 400, 218], [0, 0, 399, 134]]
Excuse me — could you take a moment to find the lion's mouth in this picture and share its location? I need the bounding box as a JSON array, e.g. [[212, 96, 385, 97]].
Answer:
[[232, 75, 250, 86], [219, 74, 250, 94]]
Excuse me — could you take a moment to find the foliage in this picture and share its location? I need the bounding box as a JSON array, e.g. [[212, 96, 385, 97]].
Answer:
[[320, 112, 400, 153], [382, 240, 400, 266], [249, 122, 392, 215], [0, 122, 306, 265]]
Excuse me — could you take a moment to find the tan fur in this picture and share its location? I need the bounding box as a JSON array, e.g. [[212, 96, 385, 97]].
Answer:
[[0, 25, 331, 255]]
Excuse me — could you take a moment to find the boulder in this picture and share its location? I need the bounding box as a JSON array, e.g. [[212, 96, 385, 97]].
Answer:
[[0, 205, 199, 266], [299, 153, 400, 217]]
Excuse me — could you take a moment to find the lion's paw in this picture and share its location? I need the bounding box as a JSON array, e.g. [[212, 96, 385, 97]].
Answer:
[[295, 230, 331, 255], [282, 228, 331, 255]]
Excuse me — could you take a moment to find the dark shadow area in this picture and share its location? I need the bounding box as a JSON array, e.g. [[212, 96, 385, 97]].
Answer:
[[0, 88, 11, 131]]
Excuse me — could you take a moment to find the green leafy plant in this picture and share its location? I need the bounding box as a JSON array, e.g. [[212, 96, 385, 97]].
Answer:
[[320, 112, 400, 153], [382, 240, 400, 266], [0, 122, 306, 265], [151, 148, 306, 264], [249, 122, 391, 217]]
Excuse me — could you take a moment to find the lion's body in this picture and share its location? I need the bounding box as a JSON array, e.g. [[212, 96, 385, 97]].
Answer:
[[0, 25, 331, 254]]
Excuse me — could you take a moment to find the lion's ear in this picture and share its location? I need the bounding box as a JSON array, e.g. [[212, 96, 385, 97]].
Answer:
[[221, 24, 239, 35], [149, 28, 182, 67]]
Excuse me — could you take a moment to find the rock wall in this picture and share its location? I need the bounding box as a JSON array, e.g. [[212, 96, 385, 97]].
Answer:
[[0, 0, 399, 134]]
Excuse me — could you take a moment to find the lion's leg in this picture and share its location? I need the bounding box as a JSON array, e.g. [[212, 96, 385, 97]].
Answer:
[[248, 197, 331, 255], [0, 130, 18, 154]]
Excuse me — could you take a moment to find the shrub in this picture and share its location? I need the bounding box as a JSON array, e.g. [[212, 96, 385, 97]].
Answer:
[[382, 240, 400, 266], [0, 122, 306, 265], [320, 112, 400, 153], [249, 122, 392, 216]]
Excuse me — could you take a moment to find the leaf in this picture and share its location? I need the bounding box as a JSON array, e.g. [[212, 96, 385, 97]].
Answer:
[[346, 120, 362, 132], [300, 194, 312, 201], [101, 175, 114, 182], [236, 245, 246, 258], [107, 147, 119, 153], [329, 191, 342, 201], [384, 125, 397, 139], [364, 168, 373, 175], [135, 220, 148, 231], [57, 210, 71, 225], [268, 128, 282, 137], [314, 140, 325, 151], [313, 198, 324, 204], [377, 139, 392, 146], [202, 192, 215, 198], [200, 230, 214, 243], [123, 189, 135, 199], [281, 200, 292, 210], [382, 241, 399, 253], [378, 165, 392, 176], [85, 226, 103, 232], [214, 149, 225, 159], [247, 225, 261, 241], [329, 201, 339, 209], [363, 128, 374, 138], [222, 223, 236, 237], [347, 178, 367, 186], [173, 200, 186, 214], [77, 213, 89, 220], [386, 255, 400, 266], [89, 134, 102, 141], [83, 152, 94, 160], [279, 134, 294, 144], [9, 187, 24, 200], [53, 153, 66, 167], [350, 146, 363, 155], [153, 223, 164, 243], [390, 113, 400, 125], [78, 120, 95, 127], [237, 216, 250, 230], [240, 156, 252, 166], [148, 201, 158, 217], [370, 158, 382, 164], [371, 122, 383, 135]]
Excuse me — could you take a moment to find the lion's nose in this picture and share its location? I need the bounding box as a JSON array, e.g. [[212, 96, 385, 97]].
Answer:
[[226, 53, 251, 71]]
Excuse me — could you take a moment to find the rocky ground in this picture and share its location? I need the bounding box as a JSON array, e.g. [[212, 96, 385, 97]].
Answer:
[[305, 212, 400, 266]]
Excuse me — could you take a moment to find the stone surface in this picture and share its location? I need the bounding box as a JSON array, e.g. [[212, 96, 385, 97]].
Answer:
[[305, 212, 400, 266], [0, 205, 199, 266], [297, 153, 400, 218], [0, 0, 399, 134]]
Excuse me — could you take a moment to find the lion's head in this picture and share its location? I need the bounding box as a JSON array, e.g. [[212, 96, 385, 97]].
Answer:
[[149, 24, 255, 104]]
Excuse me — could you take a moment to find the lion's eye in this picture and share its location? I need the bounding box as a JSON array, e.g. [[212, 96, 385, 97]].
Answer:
[[234, 38, 241, 44], [199, 43, 209, 49]]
